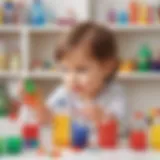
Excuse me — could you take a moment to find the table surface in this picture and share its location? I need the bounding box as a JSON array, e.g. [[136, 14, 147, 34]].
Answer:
[[1, 149, 160, 160]]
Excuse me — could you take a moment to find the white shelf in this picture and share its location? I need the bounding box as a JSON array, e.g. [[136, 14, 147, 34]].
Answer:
[[108, 24, 160, 32], [0, 25, 159, 34], [0, 25, 22, 33], [0, 71, 22, 78], [28, 25, 71, 34], [1, 71, 160, 81], [117, 72, 160, 80], [28, 71, 62, 79]]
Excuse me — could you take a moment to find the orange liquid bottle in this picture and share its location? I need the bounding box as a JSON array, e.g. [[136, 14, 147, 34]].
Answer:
[[129, 0, 138, 24]]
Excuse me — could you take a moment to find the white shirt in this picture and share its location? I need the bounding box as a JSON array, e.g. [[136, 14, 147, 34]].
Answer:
[[46, 82, 126, 120]]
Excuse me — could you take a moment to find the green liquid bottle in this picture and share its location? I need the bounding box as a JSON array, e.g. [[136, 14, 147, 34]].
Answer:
[[137, 44, 152, 72]]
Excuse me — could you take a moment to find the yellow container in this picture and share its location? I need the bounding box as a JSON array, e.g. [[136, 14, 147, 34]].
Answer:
[[138, 2, 148, 24], [52, 114, 71, 147], [149, 125, 160, 150]]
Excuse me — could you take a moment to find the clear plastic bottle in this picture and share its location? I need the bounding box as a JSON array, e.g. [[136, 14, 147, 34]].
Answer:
[[129, 112, 147, 150], [30, 0, 46, 26], [149, 109, 160, 150], [52, 98, 71, 147]]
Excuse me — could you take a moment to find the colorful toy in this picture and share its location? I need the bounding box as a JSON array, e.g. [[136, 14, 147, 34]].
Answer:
[[98, 116, 118, 148], [129, 112, 147, 151], [72, 121, 89, 148], [30, 0, 46, 26], [129, 0, 138, 24], [53, 114, 71, 147], [118, 10, 128, 24], [120, 60, 135, 73], [138, 1, 148, 24], [137, 44, 152, 72], [107, 8, 117, 24], [24, 79, 36, 95], [149, 109, 160, 150], [6, 136, 23, 154]]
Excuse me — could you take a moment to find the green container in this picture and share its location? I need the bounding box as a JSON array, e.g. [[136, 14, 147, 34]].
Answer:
[[6, 137, 23, 155], [24, 79, 36, 94], [137, 44, 152, 72], [0, 138, 5, 155]]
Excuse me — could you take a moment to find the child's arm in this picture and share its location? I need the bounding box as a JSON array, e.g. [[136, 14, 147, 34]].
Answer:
[[37, 104, 53, 125]]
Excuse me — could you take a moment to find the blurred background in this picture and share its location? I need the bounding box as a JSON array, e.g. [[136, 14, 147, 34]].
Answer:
[[1, 0, 160, 159]]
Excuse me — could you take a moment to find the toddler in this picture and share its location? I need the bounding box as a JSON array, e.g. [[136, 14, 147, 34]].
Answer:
[[41, 22, 126, 124]]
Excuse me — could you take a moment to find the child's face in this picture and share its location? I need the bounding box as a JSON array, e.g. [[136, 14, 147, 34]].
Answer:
[[58, 47, 114, 98]]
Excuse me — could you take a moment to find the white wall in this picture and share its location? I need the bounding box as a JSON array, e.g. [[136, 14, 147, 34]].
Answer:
[[12, 0, 90, 21]]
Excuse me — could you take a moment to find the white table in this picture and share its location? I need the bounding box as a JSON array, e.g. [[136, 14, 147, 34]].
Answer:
[[1, 149, 160, 160]]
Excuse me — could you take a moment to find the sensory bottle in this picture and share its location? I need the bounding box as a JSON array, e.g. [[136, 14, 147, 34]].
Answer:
[[98, 115, 118, 148], [30, 0, 46, 26], [72, 119, 89, 149], [149, 109, 160, 150], [129, 0, 138, 24], [129, 112, 147, 151], [52, 98, 71, 147]]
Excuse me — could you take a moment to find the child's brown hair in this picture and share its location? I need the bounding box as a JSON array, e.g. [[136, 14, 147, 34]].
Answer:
[[55, 22, 119, 79]]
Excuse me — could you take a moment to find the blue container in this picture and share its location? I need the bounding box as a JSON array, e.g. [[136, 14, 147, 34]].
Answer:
[[24, 139, 39, 149], [30, 0, 46, 26], [72, 122, 89, 148], [118, 10, 128, 24]]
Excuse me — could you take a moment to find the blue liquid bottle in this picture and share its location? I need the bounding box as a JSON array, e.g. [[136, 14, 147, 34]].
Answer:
[[72, 120, 89, 149], [30, 0, 46, 26]]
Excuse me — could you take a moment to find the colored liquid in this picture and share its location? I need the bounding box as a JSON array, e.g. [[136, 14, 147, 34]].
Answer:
[[129, 130, 147, 150], [24, 139, 39, 148], [72, 122, 89, 148], [6, 137, 23, 154], [98, 119, 118, 148], [53, 115, 71, 147], [138, 4, 148, 24], [129, 1, 138, 23], [22, 124, 39, 140], [150, 125, 160, 150]]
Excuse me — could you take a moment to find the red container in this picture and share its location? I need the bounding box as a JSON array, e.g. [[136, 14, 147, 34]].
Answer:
[[98, 119, 118, 148], [129, 130, 147, 150], [22, 124, 39, 140]]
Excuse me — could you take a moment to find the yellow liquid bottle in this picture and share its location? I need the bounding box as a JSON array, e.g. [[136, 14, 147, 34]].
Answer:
[[149, 110, 160, 150], [52, 114, 71, 147], [138, 1, 148, 24]]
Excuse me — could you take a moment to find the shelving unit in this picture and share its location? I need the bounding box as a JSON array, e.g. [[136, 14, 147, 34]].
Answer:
[[1, 25, 160, 80]]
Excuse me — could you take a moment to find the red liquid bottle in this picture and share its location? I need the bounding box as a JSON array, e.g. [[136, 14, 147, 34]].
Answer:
[[98, 116, 118, 148], [129, 112, 147, 151]]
